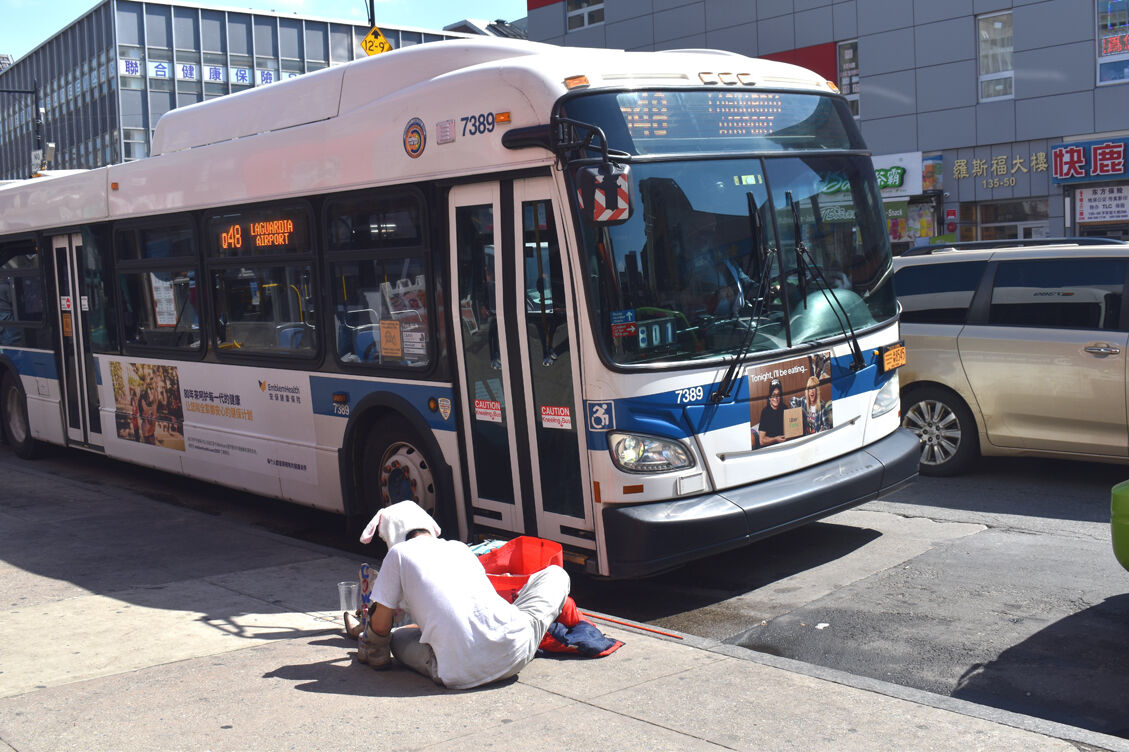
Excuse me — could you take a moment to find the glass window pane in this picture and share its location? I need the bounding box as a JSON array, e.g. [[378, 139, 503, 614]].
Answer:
[[116, 224, 194, 261], [978, 13, 1013, 75], [228, 15, 251, 56], [331, 256, 429, 367], [120, 269, 201, 349], [990, 259, 1126, 329], [895, 261, 987, 324], [279, 19, 301, 59], [201, 10, 225, 52], [146, 5, 172, 48], [254, 17, 277, 57], [305, 22, 328, 61], [174, 8, 199, 50], [212, 264, 318, 354], [327, 194, 423, 250], [116, 2, 142, 46]]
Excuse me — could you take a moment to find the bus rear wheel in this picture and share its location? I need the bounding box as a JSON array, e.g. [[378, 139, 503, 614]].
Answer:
[[2, 372, 40, 459], [360, 416, 439, 543]]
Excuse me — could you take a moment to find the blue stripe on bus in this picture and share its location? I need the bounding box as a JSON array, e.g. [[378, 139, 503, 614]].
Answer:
[[308, 375, 457, 432], [0, 347, 58, 380], [584, 353, 892, 450]]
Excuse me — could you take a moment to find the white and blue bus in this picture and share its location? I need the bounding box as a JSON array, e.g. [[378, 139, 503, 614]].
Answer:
[[0, 39, 917, 577]]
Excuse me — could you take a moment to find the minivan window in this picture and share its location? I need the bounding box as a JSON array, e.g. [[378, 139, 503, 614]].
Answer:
[[895, 261, 987, 324], [989, 259, 1126, 330]]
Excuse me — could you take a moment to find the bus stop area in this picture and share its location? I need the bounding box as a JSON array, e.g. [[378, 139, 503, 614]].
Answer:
[[1, 450, 1124, 752]]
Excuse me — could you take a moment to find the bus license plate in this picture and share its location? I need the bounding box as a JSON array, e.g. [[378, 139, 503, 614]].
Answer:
[[881, 343, 906, 372]]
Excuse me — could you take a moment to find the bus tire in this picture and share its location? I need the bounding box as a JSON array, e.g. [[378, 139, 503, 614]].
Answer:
[[360, 415, 442, 545], [1, 372, 40, 460], [901, 385, 978, 477]]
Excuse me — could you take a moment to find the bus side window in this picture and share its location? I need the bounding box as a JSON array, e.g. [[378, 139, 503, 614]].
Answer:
[[325, 190, 431, 369], [0, 240, 44, 348], [114, 220, 201, 352]]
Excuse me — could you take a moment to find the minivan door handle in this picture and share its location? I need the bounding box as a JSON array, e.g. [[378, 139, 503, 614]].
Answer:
[[1085, 344, 1122, 355]]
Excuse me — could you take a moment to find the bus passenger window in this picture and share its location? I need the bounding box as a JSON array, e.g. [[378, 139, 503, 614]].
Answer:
[[204, 204, 318, 358], [0, 241, 45, 348], [114, 221, 201, 352], [331, 256, 430, 368]]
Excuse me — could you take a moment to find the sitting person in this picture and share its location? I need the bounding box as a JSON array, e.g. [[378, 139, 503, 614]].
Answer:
[[356, 500, 570, 689]]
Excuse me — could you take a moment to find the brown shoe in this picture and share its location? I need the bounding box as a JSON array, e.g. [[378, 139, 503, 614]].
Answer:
[[358, 626, 393, 669], [344, 610, 365, 640]]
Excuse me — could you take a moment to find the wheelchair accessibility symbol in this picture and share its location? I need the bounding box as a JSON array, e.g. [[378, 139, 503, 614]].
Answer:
[[586, 401, 615, 431]]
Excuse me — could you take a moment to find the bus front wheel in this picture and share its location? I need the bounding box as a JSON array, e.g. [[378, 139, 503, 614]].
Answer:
[[360, 415, 440, 542], [1, 372, 40, 459]]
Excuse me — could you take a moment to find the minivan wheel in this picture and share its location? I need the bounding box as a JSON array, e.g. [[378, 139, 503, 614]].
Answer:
[[902, 387, 978, 477]]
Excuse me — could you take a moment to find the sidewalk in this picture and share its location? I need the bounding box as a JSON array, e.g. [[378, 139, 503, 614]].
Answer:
[[1, 450, 1126, 752]]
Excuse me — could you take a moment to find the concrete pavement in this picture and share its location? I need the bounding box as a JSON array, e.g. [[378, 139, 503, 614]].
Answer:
[[1, 447, 1126, 752]]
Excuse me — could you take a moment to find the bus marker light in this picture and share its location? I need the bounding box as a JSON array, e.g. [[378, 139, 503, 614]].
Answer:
[[737, 73, 757, 85], [110, 182, 119, 191], [494, 112, 511, 124], [698, 72, 719, 84], [623, 484, 644, 495], [428, 397, 438, 412], [826, 80, 840, 93], [332, 391, 349, 404], [564, 75, 590, 89], [718, 72, 738, 85]]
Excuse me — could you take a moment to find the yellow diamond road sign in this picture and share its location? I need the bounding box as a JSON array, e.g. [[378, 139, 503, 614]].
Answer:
[[361, 26, 392, 56]]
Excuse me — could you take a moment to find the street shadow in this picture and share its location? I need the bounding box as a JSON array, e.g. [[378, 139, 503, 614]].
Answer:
[[883, 455, 1128, 524], [264, 637, 517, 697], [570, 520, 882, 623], [951, 593, 1129, 738]]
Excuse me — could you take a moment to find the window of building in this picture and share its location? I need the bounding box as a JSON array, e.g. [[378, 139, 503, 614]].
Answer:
[[989, 259, 1125, 330], [567, 0, 604, 31], [205, 203, 318, 358], [1099, 0, 1129, 84], [837, 40, 859, 118], [115, 219, 201, 351], [978, 12, 1013, 100], [325, 191, 432, 369]]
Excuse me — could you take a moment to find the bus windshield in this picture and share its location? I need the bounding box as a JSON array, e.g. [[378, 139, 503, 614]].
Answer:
[[563, 91, 898, 366]]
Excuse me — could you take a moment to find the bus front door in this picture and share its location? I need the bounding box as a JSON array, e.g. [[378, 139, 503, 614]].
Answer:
[[51, 233, 103, 449], [449, 179, 594, 553]]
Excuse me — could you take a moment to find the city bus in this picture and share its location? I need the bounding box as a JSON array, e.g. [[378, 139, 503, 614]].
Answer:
[[0, 39, 918, 577]]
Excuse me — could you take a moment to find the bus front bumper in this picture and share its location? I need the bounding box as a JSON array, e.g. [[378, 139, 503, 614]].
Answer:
[[601, 427, 920, 578]]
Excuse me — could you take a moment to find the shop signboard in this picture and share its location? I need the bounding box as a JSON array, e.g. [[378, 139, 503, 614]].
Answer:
[[1050, 137, 1129, 185], [1076, 185, 1129, 223], [871, 152, 923, 198]]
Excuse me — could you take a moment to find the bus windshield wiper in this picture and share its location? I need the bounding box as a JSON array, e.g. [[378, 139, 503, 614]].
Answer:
[[711, 194, 776, 404], [786, 193, 867, 373]]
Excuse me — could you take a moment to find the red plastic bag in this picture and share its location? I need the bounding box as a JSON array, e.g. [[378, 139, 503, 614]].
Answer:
[[477, 536, 563, 603]]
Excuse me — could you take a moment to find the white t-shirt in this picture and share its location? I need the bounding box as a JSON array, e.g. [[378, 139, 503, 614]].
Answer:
[[371, 536, 532, 689]]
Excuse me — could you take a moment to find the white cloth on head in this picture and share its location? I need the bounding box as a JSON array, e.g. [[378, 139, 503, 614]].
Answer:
[[359, 499, 441, 547]]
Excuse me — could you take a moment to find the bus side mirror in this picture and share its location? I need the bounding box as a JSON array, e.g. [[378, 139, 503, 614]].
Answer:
[[576, 163, 632, 225]]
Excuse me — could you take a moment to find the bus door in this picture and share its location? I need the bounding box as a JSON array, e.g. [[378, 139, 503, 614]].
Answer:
[[449, 179, 594, 548], [51, 233, 103, 448]]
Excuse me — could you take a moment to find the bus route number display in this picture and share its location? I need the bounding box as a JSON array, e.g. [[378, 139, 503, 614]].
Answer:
[[218, 218, 296, 251], [621, 91, 784, 139]]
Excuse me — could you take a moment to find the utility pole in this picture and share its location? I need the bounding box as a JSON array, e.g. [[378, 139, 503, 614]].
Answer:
[[0, 79, 50, 177]]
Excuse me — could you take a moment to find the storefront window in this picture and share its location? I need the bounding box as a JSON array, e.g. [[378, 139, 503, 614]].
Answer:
[[977, 198, 1048, 240], [1099, 0, 1129, 84], [978, 12, 1013, 100]]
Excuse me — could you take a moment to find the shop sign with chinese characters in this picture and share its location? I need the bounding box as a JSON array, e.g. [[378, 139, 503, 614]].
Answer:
[[1076, 185, 1129, 223], [952, 151, 1048, 189], [1050, 138, 1129, 185]]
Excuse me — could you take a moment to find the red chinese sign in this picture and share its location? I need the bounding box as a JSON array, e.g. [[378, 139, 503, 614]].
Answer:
[[1050, 138, 1129, 184]]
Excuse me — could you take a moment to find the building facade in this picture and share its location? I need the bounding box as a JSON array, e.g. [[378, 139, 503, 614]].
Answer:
[[527, 0, 1129, 248], [0, 0, 475, 179]]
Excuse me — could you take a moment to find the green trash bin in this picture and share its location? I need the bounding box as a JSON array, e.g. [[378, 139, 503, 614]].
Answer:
[[1112, 480, 1129, 572]]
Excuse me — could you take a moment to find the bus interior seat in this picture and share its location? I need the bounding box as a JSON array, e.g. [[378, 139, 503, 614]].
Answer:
[[354, 326, 379, 362]]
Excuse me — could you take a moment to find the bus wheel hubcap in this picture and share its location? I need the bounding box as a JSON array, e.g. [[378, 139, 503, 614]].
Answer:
[[379, 442, 436, 515]]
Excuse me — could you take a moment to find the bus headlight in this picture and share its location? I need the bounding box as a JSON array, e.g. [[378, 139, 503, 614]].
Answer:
[[608, 432, 695, 473], [872, 373, 899, 418]]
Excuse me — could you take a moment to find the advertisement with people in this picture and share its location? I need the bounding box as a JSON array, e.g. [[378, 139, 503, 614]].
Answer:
[[749, 351, 833, 449], [110, 361, 185, 450]]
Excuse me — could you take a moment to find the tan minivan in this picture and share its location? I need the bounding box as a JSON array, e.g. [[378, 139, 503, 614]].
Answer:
[[894, 241, 1129, 475]]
